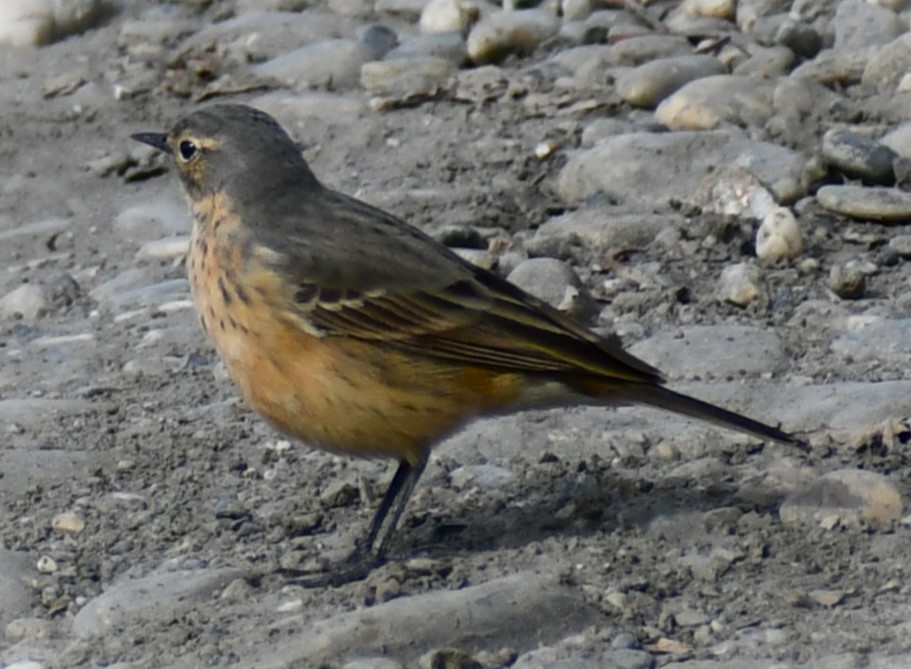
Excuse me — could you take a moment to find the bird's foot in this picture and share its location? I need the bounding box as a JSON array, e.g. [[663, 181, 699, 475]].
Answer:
[[278, 545, 383, 588]]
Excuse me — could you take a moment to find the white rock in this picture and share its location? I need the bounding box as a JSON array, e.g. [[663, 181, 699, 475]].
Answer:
[[0, 284, 50, 321], [681, 0, 734, 19], [36, 555, 57, 574], [0, 0, 101, 46], [420, 0, 474, 34], [52, 511, 86, 534], [755, 207, 802, 262], [718, 262, 762, 306]]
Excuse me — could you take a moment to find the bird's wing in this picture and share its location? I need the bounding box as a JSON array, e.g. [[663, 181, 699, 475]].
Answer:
[[251, 189, 663, 383]]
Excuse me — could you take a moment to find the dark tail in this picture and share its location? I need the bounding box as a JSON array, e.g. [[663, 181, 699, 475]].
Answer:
[[580, 380, 804, 448]]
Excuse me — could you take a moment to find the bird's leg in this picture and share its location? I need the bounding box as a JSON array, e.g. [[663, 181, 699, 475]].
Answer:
[[284, 458, 427, 588]]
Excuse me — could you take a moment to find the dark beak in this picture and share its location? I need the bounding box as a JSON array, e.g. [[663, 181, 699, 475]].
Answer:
[[131, 132, 172, 154]]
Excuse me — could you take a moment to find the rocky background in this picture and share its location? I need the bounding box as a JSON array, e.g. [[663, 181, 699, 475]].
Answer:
[[2, 0, 911, 667]]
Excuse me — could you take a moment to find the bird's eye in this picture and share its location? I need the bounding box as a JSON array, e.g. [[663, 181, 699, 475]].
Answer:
[[178, 139, 198, 162]]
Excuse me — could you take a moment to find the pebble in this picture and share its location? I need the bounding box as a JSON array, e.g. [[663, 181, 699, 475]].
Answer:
[[506, 258, 595, 319], [755, 207, 802, 262], [466, 10, 559, 65], [319, 479, 360, 508], [608, 35, 692, 66], [418, 648, 477, 669], [527, 208, 682, 258], [0, 284, 52, 321], [828, 262, 868, 299], [254, 40, 373, 90], [0, 0, 101, 46], [36, 555, 57, 574], [72, 569, 246, 638], [558, 130, 804, 207], [718, 262, 762, 307], [449, 463, 515, 490], [780, 469, 903, 527], [775, 19, 821, 59], [420, 0, 475, 34], [361, 57, 456, 107], [732, 45, 795, 78], [816, 185, 911, 222], [862, 33, 911, 92], [247, 573, 596, 667], [821, 129, 897, 185], [628, 325, 785, 379], [343, 660, 406, 669], [52, 511, 86, 534], [833, 0, 904, 52], [5, 617, 51, 641], [616, 55, 725, 108], [135, 236, 191, 261], [114, 201, 189, 240], [889, 234, 911, 257], [3, 662, 46, 669], [655, 75, 775, 131], [386, 33, 468, 64]]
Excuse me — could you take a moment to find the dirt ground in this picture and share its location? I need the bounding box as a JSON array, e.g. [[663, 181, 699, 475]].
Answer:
[[2, 1, 911, 668]]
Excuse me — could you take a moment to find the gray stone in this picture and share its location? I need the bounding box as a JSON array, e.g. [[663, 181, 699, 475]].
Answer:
[[254, 40, 372, 89], [833, 0, 903, 52], [828, 262, 868, 299], [732, 45, 794, 78], [559, 130, 806, 209], [114, 201, 189, 240], [775, 19, 821, 58], [342, 659, 405, 669], [246, 573, 597, 667], [0, 284, 51, 321], [655, 75, 776, 131], [718, 262, 763, 307], [0, 0, 101, 46], [527, 207, 684, 258], [608, 34, 692, 66], [792, 47, 875, 86], [450, 464, 515, 490], [507, 258, 595, 318], [376, 0, 430, 19], [880, 123, 911, 158], [601, 649, 654, 669], [386, 32, 468, 65], [72, 569, 246, 638], [862, 33, 911, 92], [816, 185, 911, 222], [821, 129, 896, 185], [467, 10, 559, 65], [780, 469, 903, 526], [617, 55, 725, 108], [361, 57, 455, 105]]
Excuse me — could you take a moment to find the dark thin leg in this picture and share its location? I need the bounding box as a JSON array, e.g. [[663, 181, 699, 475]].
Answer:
[[283, 458, 428, 588]]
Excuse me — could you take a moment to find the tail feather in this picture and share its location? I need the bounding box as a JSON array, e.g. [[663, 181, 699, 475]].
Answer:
[[579, 380, 802, 447]]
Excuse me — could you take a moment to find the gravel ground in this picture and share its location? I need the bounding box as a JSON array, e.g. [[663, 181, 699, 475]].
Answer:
[[3, 0, 911, 668]]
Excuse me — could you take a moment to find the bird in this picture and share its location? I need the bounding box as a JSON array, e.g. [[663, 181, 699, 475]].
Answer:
[[132, 103, 801, 586]]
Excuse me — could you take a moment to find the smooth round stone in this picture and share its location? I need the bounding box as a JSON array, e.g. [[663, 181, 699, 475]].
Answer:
[[376, 0, 430, 19], [0, 0, 101, 46], [507, 257, 595, 318], [361, 57, 455, 100], [607, 34, 692, 66], [655, 75, 775, 130], [562, 0, 593, 21], [780, 469, 903, 526], [718, 262, 762, 307], [828, 262, 868, 299], [756, 207, 802, 262], [253, 40, 372, 89], [833, 0, 903, 52], [817, 185, 911, 222], [386, 32, 468, 65], [862, 33, 911, 92], [821, 129, 896, 185], [0, 284, 51, 321], [792, 47, 875, 86], [617, 54, 724, 108], [888, 234, 911, 256], [419, 0, 474, 34], [832, 317, 911, 360], [360, 24, 399, 60], [775, 19, 821, 58], [880, 123, 911, 158], [681, 0, 734, 19], [467, 10, 559, 64], [732, 45, 794, 78]]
